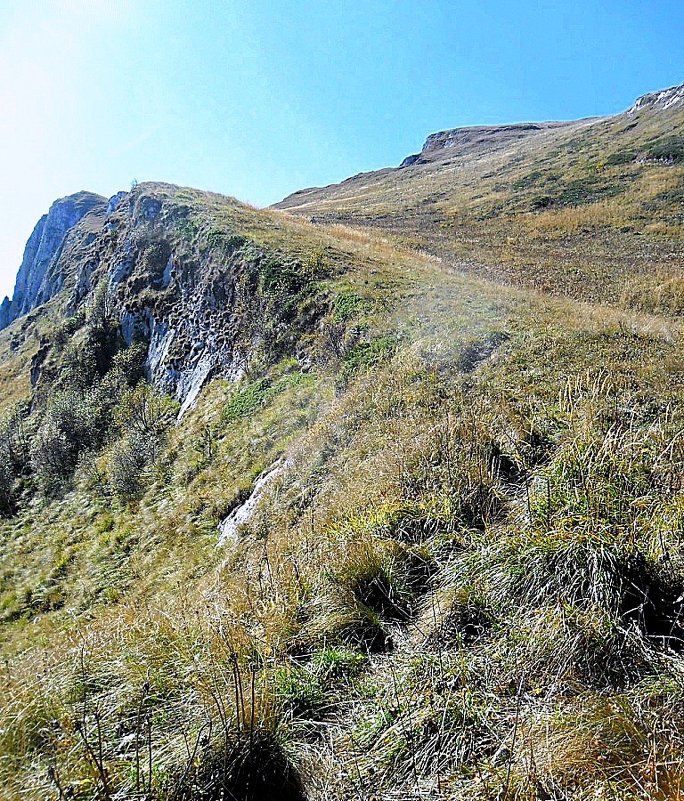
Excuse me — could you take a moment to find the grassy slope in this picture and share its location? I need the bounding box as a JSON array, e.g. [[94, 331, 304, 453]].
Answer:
[[1, 99, 684, 800], [276, 99, 684, 312]]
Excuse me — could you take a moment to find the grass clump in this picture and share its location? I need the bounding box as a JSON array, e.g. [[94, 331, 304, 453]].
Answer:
[[334, 536, 433, 626], [274, 665, 326, 719], [511, 689, 684, 800], [311, 645, 367, 679], [166, 729, 307, 801], [429, 587, 494, 648], [338, 334, 397, 385]]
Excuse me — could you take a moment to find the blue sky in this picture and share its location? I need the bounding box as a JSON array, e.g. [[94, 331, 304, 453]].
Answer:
[[0, 0, 683, 297]]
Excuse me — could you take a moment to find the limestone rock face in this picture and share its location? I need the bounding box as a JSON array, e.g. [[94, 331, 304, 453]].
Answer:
[[628, 83, 684, 114], [109, 190, 248, 416], [0, 191, 106, 330], [0, 296, 12, 329], [2, 183, 328, 415], [1, 183, 319, 413]]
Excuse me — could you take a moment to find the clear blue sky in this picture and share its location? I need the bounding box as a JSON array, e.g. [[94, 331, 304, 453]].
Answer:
[[1, 0, 683, 297]]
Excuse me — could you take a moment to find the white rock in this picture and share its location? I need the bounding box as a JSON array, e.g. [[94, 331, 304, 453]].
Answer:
[[218, 458, 292, 546]]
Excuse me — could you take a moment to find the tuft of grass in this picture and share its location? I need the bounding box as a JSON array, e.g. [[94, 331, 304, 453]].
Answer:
[[338, 334, 397, 385]]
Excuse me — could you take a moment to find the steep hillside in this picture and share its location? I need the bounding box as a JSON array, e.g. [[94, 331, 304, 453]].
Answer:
[[2, 88, 684, 801], [277, 84, 684, 310]]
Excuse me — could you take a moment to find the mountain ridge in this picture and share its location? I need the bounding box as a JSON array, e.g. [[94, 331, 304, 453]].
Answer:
[[2, 83, 684, 801], [277, 84, 684, 208], [628, 81, 684, 113], [0, 191, 106, 330], [4, 83, 679, 339]]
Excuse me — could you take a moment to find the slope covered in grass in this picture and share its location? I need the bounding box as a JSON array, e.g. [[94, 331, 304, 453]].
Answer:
[[277, 85, 684, 313], [2, 89, 684, 801]]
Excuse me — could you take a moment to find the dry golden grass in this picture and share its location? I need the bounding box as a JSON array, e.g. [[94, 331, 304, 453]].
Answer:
[[274, 101, 684, 313], [3, 109, 684, 798], [3, 310, 684, 798]]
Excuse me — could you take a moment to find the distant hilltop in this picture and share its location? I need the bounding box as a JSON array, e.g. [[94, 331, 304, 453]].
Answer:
[[628, 82, 684, 114], [421, 121, 575, 154], [399, 121, 578, 167], [401, 84, 684, 167]]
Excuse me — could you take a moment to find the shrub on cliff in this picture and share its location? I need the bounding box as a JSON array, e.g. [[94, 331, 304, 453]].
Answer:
[[107, 383, 179, 501], [30, 390, 97, 493], [0, 453, 14, 516], [108, 430, 156, 501], [0, 407, 30, 516]]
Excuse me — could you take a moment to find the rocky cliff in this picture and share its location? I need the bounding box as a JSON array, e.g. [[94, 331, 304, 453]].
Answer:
[[396, 120, 577, 168], [5, 183, 329, 416], [627, 82, 684, 114], [0, 191, 106, 330], [419, 120, 576, 157]]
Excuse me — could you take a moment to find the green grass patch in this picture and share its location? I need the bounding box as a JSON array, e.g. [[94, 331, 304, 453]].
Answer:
[[338, 335, 397, 384], [222, 367, 315, 423], [643, 135, 684, 163], [222, 378, 271, 422], [332, 291, 372, 323], [312, 645, 367, 678]]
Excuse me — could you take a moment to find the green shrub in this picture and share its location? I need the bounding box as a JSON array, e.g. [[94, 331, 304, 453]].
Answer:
[[109, 384, 178, 501], [220, 368, 311, 425], [206, 229, 247, 251], [222, 379, 270, 422], [605, 149, 638, 166], [643, 135, 684, 163], [512, 169, 546, 190], [109, 341, 147, 387], [0, 454, 14, 516], [108, 431, 156, 501], [0, 408, 27, 515], [115, 383, 178, 437], [30, 391, 97, 492], [338, 335, 397, 385]]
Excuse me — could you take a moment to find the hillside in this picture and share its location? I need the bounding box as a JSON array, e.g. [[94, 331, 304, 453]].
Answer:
[[1, 86, 684, 801], [277, 84, 684, 310]]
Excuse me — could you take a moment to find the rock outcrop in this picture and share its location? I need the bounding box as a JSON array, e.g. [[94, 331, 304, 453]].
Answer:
[[0, 296, 12, 329], [4, 183, 327, 415], [628, 83, 684, 114], [419, 121, 575, 158], [0, 191, 106, 330], [102, 187, 250, 414]]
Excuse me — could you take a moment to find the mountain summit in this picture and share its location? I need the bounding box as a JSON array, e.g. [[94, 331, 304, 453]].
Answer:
[[404, 120, 577, 165], [0, 192, 105, 330], [627, 81, 684, 113]]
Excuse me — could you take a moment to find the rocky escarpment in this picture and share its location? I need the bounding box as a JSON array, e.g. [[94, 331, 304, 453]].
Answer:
[[0, 192, 106, 330], [17, 183, 329, 415], [414, 120, 577, 162], [628, 82, 684, 114]]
